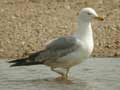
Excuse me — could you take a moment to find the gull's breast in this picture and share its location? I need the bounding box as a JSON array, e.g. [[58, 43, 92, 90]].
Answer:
[[57, 40, 93, 68], [57, 47, 91, 68]]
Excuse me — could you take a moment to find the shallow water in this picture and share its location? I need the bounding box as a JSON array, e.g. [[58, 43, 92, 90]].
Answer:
[[0, 58, 120, 90]]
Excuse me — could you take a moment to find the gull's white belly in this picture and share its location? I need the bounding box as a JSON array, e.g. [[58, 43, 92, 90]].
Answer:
[[57, 47, 91, 68]]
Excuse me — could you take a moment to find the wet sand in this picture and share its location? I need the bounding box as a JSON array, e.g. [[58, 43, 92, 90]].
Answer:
[[0, 58, 120, 90]]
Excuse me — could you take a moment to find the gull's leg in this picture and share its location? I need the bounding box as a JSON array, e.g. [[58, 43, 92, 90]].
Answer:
[[64, 68, 70, 80], [62, 68, 73, 84], [51, 67, 64, 78], [51, 67, 70, 80], [51, 67, 73, 84]]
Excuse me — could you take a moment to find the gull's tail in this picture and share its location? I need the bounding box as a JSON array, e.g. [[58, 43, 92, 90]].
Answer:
[[8, 57, 43, 67], [8, 57, 29, 67]]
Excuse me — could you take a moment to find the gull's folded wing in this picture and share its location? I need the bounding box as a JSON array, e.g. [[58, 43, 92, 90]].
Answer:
[[8, 36, 80, 67]]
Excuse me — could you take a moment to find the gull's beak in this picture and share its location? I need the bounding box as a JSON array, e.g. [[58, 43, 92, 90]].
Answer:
[[94, 16, 104, 21]]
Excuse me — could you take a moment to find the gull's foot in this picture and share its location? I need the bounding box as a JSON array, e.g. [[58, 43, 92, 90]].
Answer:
[[63, 79, 73, 84], [54, 76, 73, 84], [54, 76, 65, 81]]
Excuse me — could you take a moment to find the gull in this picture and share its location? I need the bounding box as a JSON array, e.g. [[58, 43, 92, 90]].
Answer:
[[8, 8, 104, 82]]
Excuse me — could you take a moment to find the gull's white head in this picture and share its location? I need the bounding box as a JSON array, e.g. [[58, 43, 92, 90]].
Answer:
[[79, 8, 104, 22]]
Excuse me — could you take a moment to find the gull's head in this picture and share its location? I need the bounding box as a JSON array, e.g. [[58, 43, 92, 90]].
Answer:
[[79, 8, 104, 22]]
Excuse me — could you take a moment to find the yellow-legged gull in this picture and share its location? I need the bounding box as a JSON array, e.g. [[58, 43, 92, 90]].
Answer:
[[8, 8, 104, 82]]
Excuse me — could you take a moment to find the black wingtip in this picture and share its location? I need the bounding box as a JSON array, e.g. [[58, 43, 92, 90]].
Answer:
[[10, 64, 17, 67], [10, 64, 23, 67], [8, 60, 16, 63], [8, 58, 29, 67]]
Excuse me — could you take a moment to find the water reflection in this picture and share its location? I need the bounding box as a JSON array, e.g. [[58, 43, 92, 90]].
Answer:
[[7, 78, 91, 90]]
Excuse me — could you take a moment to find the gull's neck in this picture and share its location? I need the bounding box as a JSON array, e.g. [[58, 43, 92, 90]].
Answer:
[[73, 16, 94, 55], [74, 18, 93, 42]]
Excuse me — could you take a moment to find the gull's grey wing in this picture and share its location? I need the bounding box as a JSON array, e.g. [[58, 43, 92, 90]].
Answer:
[[9, 36, 80, 66], [34, 36, 80, 62], [46, 36, 77, 50]]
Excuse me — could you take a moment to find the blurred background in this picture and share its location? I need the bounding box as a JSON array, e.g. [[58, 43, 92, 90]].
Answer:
[[0, 0, 120, 58]]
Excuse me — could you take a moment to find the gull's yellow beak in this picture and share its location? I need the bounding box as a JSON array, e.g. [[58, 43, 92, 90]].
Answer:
[[94, 16, 104, 21]]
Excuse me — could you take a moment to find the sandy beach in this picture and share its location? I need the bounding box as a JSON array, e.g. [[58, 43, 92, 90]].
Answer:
[[0, 0, 120, 58]]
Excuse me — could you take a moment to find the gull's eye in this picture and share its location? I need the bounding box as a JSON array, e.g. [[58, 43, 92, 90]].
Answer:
[[87, 12, 92, 15]]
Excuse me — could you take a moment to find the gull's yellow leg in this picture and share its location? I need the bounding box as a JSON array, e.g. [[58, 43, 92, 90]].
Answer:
[[62, 68, 73, 84], [51, 67, 73, 84], [51, 67, 64, 76], [51, 67, 65, 80], [64, 68, 70, 80]]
